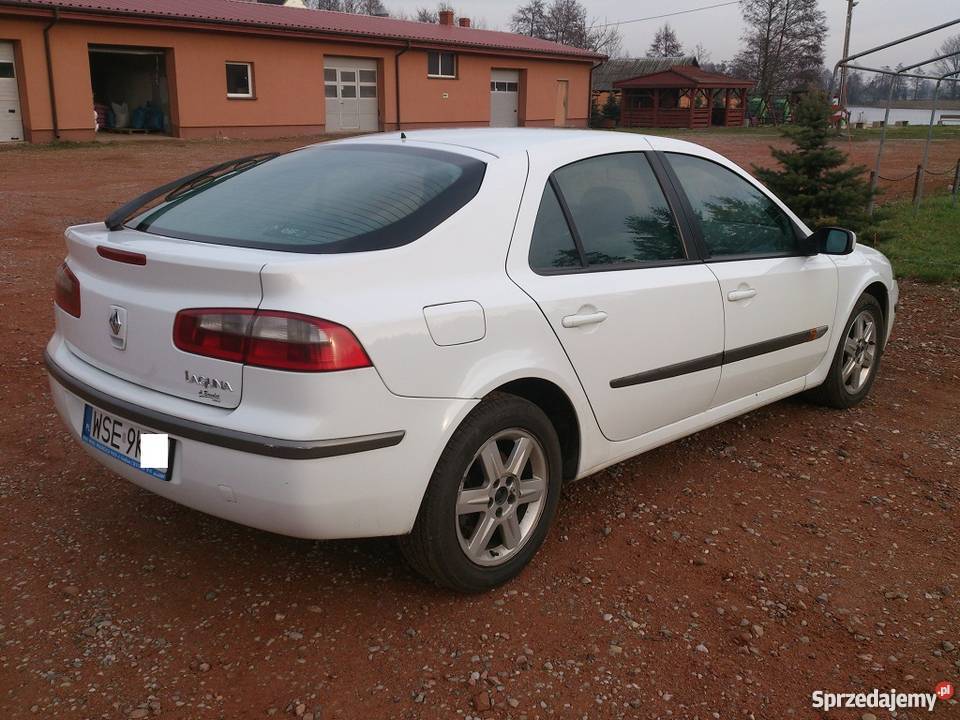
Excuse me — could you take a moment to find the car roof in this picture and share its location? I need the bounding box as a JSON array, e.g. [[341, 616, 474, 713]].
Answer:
[[331, 128, 711, 161]]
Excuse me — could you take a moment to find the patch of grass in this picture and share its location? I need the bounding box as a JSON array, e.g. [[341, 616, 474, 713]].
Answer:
[[871, 194, 960, 283]]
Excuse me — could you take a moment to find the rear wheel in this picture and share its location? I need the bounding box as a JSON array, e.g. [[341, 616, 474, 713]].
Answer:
[[399, 392, 562, 592], [806, 293, 884, 409]]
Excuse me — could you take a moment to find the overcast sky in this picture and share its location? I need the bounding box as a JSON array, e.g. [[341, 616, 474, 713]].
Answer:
[[386, 0, 958, 71]]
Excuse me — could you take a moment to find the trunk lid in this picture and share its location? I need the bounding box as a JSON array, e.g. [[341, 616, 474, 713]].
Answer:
[[58, 223, 266, 409]]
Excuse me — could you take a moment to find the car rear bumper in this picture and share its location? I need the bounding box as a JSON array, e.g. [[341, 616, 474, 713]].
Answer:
[[45, 335, 476, 539]]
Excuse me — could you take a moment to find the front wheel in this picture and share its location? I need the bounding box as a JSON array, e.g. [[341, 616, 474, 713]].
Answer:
[[806, 293, 884, 409], [399, 392, 563, 592]]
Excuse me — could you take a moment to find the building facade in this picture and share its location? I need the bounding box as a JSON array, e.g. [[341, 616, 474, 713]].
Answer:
[[0, 0, 600, 143]]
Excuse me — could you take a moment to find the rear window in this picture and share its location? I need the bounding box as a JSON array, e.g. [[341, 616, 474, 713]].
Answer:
[[132, 145, 486, 253]]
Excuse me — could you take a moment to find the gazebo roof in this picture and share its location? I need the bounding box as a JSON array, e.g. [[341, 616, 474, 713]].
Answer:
[[592, 56, 699, 91], [614, 65, 753, 90]]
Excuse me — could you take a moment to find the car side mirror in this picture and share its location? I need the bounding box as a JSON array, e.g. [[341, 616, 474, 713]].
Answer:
[[807, 227, 857, 255]]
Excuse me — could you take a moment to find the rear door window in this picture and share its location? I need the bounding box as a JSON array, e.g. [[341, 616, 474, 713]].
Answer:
[[133, 145, 486, 253]]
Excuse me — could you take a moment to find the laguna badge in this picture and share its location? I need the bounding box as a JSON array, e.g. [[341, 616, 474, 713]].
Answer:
[[184, 371, 234, 403]]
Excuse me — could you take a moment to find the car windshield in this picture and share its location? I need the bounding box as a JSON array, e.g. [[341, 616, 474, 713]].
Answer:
[[131, 144, 486, 253]]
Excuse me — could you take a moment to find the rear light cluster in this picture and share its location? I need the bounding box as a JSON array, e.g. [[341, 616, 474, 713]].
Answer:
[[173, 309, 372, 373], [54, 262, 81, 318]]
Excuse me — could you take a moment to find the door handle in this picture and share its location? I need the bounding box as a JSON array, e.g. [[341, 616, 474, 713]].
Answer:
[[727, 288, 757, 302], [562, 311, 608, 328]]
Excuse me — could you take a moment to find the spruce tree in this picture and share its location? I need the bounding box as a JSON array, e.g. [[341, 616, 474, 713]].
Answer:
[[753, 90, 873, 229]]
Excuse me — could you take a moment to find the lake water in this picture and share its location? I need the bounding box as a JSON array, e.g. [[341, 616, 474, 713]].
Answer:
[[847, 105, 960, 125]]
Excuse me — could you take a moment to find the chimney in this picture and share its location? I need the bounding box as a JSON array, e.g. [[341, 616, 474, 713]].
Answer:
[[438, 9, 454, 26], [458, 17, 471, 28]]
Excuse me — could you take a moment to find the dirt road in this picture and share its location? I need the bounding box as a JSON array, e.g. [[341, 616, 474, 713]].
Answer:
[[1, 136, 958, 719]]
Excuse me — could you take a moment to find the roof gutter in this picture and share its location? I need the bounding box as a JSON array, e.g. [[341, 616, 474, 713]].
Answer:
[[394, 39, 410, 131], [589, 58, 606, 123], [43, 5, 61, 140]]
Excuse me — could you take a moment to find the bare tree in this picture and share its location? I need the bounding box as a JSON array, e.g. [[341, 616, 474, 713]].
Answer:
[[733, 0, 827, 122], [693, 42, 711, 65], [648, 24, 683, 57], [934, 34, 960, 100], [509, 0, 620, 54], [303, 0, 387, 13], [511, 0, 547, 37]]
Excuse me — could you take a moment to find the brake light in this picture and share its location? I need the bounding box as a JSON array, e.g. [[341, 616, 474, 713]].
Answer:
[[54, 262, 81, 317], [173, 309, 372, 372]]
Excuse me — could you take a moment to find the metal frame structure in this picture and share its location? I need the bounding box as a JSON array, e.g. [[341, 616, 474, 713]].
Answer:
[[829, 19, 960, 214]]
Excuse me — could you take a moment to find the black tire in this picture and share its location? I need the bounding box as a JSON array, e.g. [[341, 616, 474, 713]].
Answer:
[[805, 293, 884, 409], [398, 392, 563, 593]]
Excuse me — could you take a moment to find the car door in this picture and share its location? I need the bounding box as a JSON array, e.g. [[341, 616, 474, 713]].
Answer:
[[507, 151, 725, 442], [662, 152, 838, 407]]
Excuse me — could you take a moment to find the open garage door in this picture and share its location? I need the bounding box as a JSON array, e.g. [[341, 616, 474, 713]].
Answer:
[[490, 69, 520, 127], [89, 45, 171, 136], [0, 41, 24, 142], [324, 57, 379, 133]]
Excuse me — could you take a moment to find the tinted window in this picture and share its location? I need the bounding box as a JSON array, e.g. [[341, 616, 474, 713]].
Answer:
[[0, 62, 14, 79], [553, 153, 684, 266], [529, 185, 581, 270], [666, 153, 797, 257], [133, 145, 486, 253]]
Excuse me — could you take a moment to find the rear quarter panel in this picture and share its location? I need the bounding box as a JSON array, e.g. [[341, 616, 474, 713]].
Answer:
[[256, 148, 593, 420]]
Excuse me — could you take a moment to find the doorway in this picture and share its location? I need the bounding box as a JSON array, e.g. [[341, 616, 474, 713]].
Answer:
[[0, 41, 24, 142], [554, 80, 569, 127], [324, 56, 379, 133], [89, 45, 171, 135], [490, 69, 520, 127]]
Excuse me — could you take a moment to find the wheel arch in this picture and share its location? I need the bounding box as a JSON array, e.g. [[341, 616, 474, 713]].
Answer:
[[490, 377, 581, 482], [863, 281, 889, 346]]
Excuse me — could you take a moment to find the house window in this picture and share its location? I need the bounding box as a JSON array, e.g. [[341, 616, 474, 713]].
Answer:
[[226, 62, 254, 98], [428, 51, 456, 78], [490, 81, 518, 92]]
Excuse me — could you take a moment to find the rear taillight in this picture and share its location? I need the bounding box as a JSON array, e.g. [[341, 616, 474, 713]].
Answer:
[[173, 309, 372, 372], [54, 262, 81, 318]]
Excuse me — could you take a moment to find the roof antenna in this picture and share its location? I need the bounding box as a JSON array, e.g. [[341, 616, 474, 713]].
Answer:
[[400, 132, 407, 141]]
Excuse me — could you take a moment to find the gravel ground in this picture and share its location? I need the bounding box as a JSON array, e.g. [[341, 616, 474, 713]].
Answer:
[[1, 135, 959, 719]]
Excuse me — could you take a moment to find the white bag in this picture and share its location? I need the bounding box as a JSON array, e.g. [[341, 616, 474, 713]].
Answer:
[[111, 101, 129, 129]]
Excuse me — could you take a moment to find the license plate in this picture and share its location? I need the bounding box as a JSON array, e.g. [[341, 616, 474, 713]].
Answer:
[[81, 404, 169, 481]]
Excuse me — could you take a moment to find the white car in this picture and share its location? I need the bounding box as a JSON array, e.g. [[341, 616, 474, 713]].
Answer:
[[47, 129, 897, 592]]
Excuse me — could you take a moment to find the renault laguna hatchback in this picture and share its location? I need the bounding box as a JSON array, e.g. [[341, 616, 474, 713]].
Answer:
[[47, 129, 897, 592]]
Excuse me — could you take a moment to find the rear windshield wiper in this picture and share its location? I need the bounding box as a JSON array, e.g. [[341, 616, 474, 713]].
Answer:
[[105, 152, 281, 231]]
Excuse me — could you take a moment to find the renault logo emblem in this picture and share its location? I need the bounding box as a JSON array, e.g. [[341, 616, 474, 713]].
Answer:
[[109, 310, 122, 336], [108, 306, 127, 350]]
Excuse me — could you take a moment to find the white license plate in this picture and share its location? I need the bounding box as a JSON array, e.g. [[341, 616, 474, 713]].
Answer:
[[81, 404, 169, 480]]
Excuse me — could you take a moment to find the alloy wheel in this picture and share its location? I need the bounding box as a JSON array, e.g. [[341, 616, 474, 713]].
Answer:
[[455, 429, 548, 567], [841, 310, 878, 394]]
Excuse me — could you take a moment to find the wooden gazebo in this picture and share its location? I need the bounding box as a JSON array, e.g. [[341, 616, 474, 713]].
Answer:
[[614, 65, 754, 129]]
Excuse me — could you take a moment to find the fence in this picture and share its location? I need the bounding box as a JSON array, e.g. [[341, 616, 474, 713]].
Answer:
[[869, 157, 960, 209]]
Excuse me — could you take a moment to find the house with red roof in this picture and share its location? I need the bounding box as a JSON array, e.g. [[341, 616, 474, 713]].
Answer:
[[0, 0, 602, 143]]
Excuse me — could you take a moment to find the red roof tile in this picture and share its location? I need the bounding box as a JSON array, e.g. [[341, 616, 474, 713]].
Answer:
[[614, 65, 753, 89], [3, 0, 602, 59]]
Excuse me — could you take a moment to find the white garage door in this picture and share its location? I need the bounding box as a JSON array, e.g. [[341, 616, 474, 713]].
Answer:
[[0, 42, 24, 142], [490, 69, 520, 128], [324, 57, 379, 133]]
